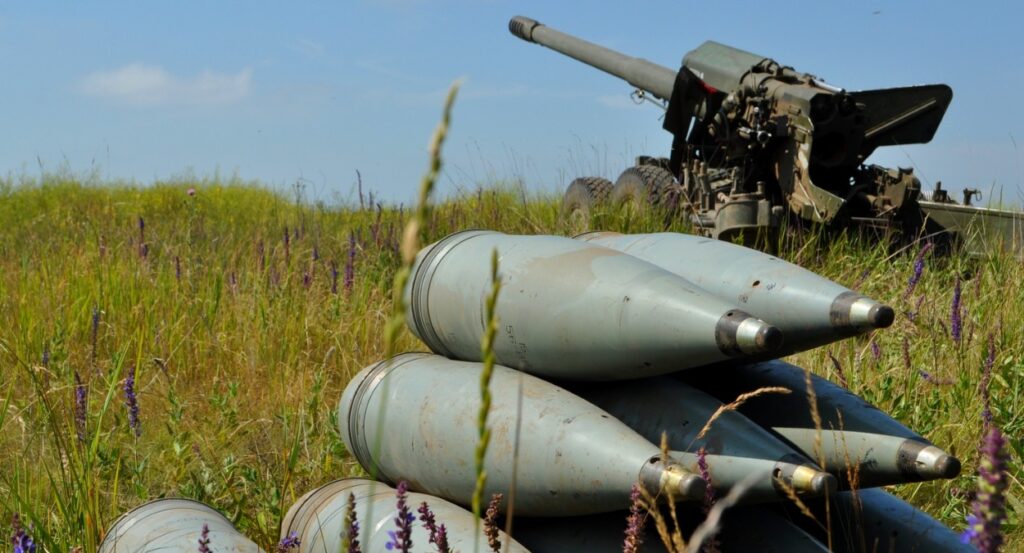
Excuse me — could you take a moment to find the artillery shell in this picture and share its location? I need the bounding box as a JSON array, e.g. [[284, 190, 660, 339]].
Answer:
[[338, 353, 706, 516], [406, 230, 781, 380], [99, 498, 263, 553], [678, 359, 961, 487], [567, 376, 836, 502], [281, 478, 529, 552], [576, 231, 894, 355]]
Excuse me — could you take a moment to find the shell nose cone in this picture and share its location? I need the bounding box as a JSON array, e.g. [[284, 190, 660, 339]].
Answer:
[[934, 453, 962, 479], [716, 310, 784, 356], [832, 292, 894, 331], [869, 304, 896, 329], [755, 325, 784, 351], [898, 441, 962, 480], [677, 473, 708, 501], [811, 472, 838, 495]]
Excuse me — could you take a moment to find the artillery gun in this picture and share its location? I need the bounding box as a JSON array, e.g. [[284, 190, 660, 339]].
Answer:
[[509, 16, 1024, 252]]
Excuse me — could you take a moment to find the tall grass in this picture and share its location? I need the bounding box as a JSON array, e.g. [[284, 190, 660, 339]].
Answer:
[[0, 167, 1021, 550]]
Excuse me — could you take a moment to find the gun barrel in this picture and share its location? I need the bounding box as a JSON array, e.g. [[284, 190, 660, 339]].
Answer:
[[509, 16, 677, 100]]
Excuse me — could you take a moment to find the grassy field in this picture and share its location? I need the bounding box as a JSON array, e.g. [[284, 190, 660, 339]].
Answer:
[[0, 165, 1020, 551]]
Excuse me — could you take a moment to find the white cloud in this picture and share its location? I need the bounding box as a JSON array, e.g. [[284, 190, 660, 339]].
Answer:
[[79, 64, 252, 107]]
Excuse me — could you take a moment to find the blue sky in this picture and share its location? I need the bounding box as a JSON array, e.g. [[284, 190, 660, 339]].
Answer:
[[1, 1, 1022, 205]]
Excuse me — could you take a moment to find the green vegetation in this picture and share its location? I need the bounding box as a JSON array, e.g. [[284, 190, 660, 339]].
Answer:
[[0, 170, 1020, 550]]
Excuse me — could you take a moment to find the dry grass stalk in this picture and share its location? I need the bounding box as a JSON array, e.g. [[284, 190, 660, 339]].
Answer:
[[638, 484, 677, 552], [695, 386, 791, 441]]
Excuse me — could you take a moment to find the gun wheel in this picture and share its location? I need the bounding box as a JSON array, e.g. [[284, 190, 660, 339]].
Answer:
[[562, 177, 613, 220], [610, 166, 681, 210]]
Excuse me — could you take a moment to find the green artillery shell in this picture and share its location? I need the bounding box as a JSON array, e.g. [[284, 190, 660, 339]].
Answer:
[[679, 359, 961, 487], [513, 505, 829, 552], [281, 478, 529, 552], [795, 488, 974, 553], [406, 230, 781, 380], [576, 232, 894, 355], [338, 353, 707, 516], [99, 499, 263, 553], [567, 377, 836, 502]]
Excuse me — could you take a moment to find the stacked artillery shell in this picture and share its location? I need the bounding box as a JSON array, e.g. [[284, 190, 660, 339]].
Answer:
[[282, 478, 529, 552], [99, 499, 263, 553], [325, 228, 965, 551], [566, 376, 836, 502], [678, 358, 961, 487], [405, 230, 782, 380], [788, 488, 975, 553], [576, 231, 895, 355], [338, 353, 706, 516]]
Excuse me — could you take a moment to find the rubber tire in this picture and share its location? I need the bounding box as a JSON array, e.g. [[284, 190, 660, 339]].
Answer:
[[561, 177, 613, 218], [610, 166, 680, 209]]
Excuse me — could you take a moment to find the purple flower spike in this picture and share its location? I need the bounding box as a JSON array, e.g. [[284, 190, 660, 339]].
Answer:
[[11, 514, 37, 553], [904, 241, 933, 299], [197, 523, 211, 553], [331, 261, 339, 295], [963, 426, 1009, 552], [622, 484, 645, 553], [418, 502, 450, 553], [276, 531, 301, 552], [951, 277, 963, 344], [384, 481, 413, 552], [870, 340, 881, 360], [123, 365, 141, 437], [697, 447, 715, 513], [483, 494, 502, 553]]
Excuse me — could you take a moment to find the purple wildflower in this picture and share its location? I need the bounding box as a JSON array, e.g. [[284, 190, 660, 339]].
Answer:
[[950, 277, 963, 344], [904, 241, 933, 299], [312, 246, 320, 262], [74, 371, 88, 443], [276, 531, 301, 552], [10, 514, 36, 553], [303, 271, 311, 289], [187, 187, 196, 197], [197, 523, 211, 553], [41, 347, 49, 368], [344, 231, 356, 294], [622, 484, 646, 553], [697, 447, 715, 512], [123, 365, 141, 437], [981, 335, 996, 426], [918, 369, 953, 386], [330, 261, 339, 295], [828, 349, 847, 388], [483, 493, 502, 553], [418, 502, 450, 553], [870, 340, 881, 361], [385, 481, 413, 552], [962, 426, 1010, 552], [343, 492, 361, 553]]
